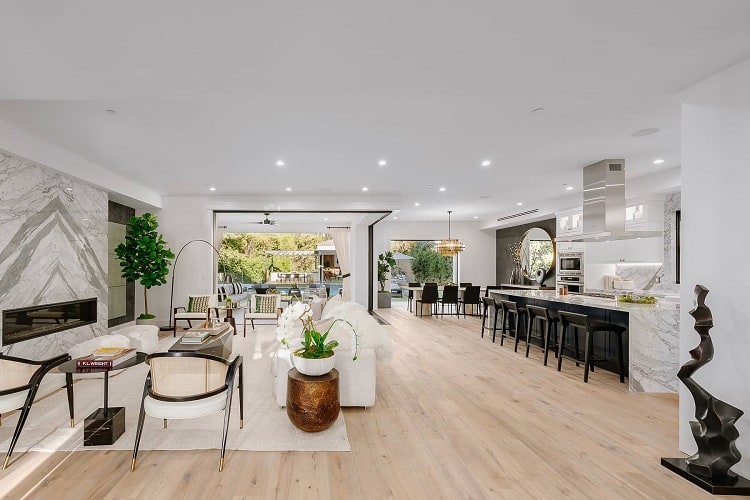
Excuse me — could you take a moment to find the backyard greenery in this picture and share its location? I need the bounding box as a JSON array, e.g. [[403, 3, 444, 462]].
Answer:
[[392, 241, 453, 284], [219, 233, 329, 283]]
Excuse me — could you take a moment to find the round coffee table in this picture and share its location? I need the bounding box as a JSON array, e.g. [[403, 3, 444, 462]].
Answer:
[[286, 368, 339, 432]]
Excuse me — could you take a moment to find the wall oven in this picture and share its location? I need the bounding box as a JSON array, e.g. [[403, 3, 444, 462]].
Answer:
[[557, 275, 584, 294], [558, 252, 583, 274]]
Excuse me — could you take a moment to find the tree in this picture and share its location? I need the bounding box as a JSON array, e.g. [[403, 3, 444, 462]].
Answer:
[[409, 242, 453, 284], [377, 251, 397, 291], [114, 213, 174, 319]]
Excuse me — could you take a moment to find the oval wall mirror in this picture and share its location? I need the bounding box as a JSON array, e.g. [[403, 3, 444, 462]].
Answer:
[[519, 227, 555, 283]]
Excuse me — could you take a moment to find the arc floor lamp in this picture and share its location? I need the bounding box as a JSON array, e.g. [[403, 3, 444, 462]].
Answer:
[[162, 239, 221, 331]]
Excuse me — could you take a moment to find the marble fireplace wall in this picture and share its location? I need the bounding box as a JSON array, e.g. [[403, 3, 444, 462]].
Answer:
[[0, 150, 108, 359]]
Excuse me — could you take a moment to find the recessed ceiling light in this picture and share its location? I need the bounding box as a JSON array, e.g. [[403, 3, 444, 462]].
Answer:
[[481, 160, 491, 168], [631, 128, 660, 137], [378, 159, 387, 167], [65, 187, 73, 191], [285, 187, 292, 192], [209, 186, 216, 191], [105, 109, 117, 115], [276, 160, 285, 167], [473, 216, 478, 219], [653, 158, 665, 164], [362, 187, 369, 192], [323, 217, 328, 221], [565, 185, 574, 191], [393, 216, 398, 219], [414, 202, 420, 207], [516, 202, 523, 206], [439, 187, 446, 192]]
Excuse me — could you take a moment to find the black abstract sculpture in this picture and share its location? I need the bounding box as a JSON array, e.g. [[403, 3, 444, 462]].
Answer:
[[661, 285, 750, 495]]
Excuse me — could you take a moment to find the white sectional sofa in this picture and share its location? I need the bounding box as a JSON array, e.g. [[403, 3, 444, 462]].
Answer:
[[273, 296, 392, 408]]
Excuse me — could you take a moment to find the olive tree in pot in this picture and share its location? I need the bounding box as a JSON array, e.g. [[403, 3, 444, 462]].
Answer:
[[377, 251, 397, 308], [115, 213, 175, 325]]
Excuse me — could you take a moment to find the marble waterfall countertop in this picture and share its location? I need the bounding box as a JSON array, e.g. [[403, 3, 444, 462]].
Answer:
[[490, 289, 680, 393]]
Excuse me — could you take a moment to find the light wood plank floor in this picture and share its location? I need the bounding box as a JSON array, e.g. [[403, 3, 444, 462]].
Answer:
[[1, 307, 721, 499]]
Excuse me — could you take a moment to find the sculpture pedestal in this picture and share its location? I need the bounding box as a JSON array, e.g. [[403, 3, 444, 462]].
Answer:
[[661, 458, 750, 495]]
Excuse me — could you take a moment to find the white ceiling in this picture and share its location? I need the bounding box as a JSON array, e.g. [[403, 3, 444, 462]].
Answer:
[[1, 1, 749, 222], [215, 211, 387, 234]]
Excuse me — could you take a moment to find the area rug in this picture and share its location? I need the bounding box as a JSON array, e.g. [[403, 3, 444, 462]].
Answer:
[[0, 326, 350, 453]]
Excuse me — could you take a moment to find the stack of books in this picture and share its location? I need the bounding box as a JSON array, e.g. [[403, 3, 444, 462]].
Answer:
[[180, 330, 211, 344], [76, 347, 136, 368]]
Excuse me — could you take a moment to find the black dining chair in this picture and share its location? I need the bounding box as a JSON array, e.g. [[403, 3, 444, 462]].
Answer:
[[416, 284, 439, 316], [438, 285, 460, 318], [459, 282, 472, 287], [407, 282, 420, 312], [458, 285, 482, 318]]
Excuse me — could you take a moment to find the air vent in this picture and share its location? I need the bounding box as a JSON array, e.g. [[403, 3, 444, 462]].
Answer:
[[497, 208, 539, 221], [609, 163, 623, 172]]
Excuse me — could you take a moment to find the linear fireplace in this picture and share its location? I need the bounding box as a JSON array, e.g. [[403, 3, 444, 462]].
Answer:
[[2, 298, 97, 345]]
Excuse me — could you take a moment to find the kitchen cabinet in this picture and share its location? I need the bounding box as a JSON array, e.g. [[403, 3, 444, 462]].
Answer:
[[625, 197, 664, 232], [556, 207, 583, 236], [556, 207, 584, 252]]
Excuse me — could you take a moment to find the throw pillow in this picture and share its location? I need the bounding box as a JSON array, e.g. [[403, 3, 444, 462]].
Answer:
[[234, 282, 243, 295], [187, 295, 210, 313], [255, 295, 277, 313]]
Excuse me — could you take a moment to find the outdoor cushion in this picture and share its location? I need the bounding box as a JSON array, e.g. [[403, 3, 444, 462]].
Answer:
[[255, 295, 277, 313]]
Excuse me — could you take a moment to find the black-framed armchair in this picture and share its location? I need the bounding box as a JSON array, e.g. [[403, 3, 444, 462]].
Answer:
[[0, 353, 74, 469], [131, 351, 244, 472]]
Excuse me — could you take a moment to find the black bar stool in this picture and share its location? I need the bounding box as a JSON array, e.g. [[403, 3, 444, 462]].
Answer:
[[497, 299, 527, 350], [524, 305, 561, 365], [481, 297, 502, 341], [557, 311, 626, 383]]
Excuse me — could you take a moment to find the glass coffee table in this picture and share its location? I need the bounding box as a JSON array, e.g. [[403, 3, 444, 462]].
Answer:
[[58, 352, 146, 446]]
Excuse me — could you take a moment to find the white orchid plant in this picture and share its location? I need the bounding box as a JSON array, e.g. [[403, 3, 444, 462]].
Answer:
[[276, 299, 359, 361]]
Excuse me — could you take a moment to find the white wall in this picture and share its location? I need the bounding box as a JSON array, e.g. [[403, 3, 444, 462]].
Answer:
[[680, 57, 750, 475]]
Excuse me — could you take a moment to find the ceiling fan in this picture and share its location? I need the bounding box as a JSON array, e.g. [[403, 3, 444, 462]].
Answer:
[[250, 212, 278, 225]]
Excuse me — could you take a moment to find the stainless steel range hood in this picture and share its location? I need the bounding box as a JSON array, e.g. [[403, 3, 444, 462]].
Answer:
[[556, 159, 663, 242]]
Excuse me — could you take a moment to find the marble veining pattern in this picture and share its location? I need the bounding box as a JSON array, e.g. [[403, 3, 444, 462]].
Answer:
[[629, 305, 680, 392], [0, 150, 107, 359], [615, 263, 664, 290], [660, 192, 681, 294]]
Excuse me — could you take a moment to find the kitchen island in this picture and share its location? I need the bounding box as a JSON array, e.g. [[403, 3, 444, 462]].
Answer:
[[490, 289, 679, 393]]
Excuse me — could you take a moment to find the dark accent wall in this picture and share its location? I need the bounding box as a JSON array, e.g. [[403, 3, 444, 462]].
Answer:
[[108, 200, 135, 327], [495, 218, 557, 286]]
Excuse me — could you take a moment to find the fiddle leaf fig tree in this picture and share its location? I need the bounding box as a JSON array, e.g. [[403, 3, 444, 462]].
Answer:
[[114, 213, 175, 319], [377, 251, 397, 292]]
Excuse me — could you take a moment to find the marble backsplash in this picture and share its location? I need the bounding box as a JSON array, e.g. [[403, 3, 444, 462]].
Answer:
[[615, 263, 666, 291], [0, 150, 108, 359]]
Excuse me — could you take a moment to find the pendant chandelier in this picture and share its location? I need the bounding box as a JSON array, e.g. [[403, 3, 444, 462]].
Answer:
[[435, 210, 466, 257]]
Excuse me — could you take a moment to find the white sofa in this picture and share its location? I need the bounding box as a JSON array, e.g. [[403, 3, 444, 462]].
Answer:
[[273, 297, 392, 408]]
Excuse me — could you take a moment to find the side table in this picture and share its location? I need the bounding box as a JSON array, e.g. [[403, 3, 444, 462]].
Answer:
[[286, 368, 339, 432], [218, 306, 243, 335], [58, 353, 146, 445]]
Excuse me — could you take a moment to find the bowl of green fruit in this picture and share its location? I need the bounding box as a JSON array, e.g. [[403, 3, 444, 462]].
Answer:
[[617, 294, 658, 304]]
